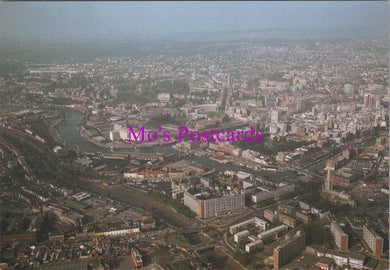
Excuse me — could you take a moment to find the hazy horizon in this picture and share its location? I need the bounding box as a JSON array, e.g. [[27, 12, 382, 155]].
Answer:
[[1, 1, 389, 43]]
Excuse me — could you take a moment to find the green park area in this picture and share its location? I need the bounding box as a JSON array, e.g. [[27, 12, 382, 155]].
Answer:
[[199, 248, 245, 270], [117, 79, 190, 105], [168, 232, 211, 247]]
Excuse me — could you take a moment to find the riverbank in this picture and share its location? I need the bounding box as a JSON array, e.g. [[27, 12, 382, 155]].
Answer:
[[48, 112, 65, 145], [1, 104, 296, 179]]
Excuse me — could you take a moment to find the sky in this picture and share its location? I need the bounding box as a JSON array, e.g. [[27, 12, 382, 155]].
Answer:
[[0, 1, 388, 42]]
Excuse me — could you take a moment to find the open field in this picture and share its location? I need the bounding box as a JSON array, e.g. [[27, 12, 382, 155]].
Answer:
[[169, 232, 212, 247], [198, 248, 246, 270]]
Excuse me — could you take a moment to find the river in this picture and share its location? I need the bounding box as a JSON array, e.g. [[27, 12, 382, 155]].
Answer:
[[1, 105, 297, 178], [58, 110, 104, 153]]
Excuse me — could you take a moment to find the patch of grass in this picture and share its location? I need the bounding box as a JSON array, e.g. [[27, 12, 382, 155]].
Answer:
[[157, 250, 175, 266], [299, 253, 314, 264], [64, 199, 89, 211], [169, 233, 191, 246], [198, 248, 231, 270], [118, 90, 157, 105], [187, 232, 211, 245], [204, 228, 220, 240], [169, 232, 211, 247], [376, 260, 388, 270], [349, 242, 363, 252], [291, 253, 315, 268], [117, 79, 190, 105], [170, 259, 194, 270]]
